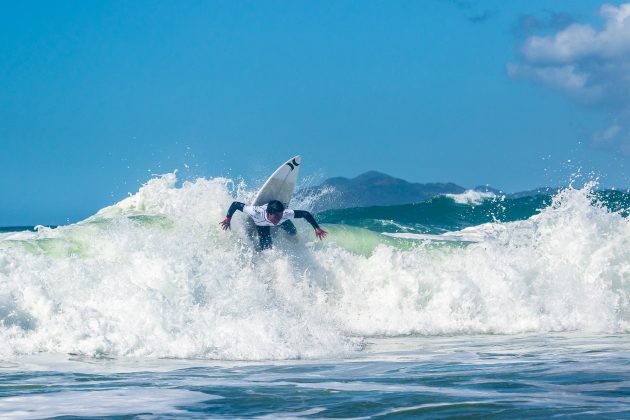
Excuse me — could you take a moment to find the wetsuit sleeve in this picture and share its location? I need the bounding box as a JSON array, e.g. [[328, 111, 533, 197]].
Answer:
[[294, 210, 320, 229], [226, 201, 245, 218]]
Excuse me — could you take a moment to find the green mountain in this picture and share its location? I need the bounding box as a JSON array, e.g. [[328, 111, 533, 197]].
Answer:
[[297, 171, 556, 211], [299, 171, 466, 210]]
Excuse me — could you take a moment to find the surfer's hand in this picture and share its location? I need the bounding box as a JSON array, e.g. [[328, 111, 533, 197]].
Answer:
[[315, 228, 328, 240], [220, 217, 231, 230]]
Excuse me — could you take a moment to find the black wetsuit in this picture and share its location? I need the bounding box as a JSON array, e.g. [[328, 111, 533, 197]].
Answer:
[[225, 201, 320, 250]]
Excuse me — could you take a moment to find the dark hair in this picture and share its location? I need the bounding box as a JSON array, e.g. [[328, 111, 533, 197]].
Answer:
[[266, 200, 285, 214]]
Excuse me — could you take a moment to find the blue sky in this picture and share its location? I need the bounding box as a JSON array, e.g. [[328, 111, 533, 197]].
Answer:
[[2, 0, 630, 225]]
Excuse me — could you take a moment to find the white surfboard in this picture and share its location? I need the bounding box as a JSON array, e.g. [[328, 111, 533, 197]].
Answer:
[[251, 155, 301, 207]]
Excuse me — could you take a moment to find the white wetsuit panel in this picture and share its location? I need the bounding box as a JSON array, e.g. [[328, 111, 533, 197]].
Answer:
[[243, 205, 295, 227]]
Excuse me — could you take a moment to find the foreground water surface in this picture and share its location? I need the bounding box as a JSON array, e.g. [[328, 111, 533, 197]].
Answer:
[[2, 333, 629, 419]]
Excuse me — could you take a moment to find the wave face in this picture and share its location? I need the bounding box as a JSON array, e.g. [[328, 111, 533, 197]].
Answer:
[[1, 174, 630, 360], [319, 188, 630, 234]]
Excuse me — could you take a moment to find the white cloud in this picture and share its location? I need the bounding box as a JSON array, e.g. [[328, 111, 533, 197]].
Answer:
[[509, 3, 630, 154], [507, 63, 592, 95], [592, 123, 621, 146], [522, 3, 630, 63]]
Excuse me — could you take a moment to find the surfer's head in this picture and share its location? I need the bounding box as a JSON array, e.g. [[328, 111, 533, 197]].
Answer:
[[266, 200, 285, 225]]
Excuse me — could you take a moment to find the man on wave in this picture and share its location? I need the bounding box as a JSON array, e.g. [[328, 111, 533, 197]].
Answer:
[[220, 200, 328, 250]]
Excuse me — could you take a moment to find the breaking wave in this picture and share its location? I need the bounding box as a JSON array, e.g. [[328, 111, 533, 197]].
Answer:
[[1, 174, 630, 360]]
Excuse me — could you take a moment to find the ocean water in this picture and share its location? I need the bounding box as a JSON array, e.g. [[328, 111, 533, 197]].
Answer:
[[1, 174, 630, 418]]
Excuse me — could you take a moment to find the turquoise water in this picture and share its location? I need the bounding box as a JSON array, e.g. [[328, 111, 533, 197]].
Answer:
[[0, 226, 38, 233], [1, 174, 630, 418], [319, 189, 630, 234]]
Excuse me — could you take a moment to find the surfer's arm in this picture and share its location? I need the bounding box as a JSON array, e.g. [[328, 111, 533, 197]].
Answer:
[[220, 201, 246, 230], [226, 201, 245, 218], [294, 210, 328, 240], [293, 210, 319, 229]]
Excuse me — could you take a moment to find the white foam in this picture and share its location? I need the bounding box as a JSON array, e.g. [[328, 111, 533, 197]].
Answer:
[[0, 388, 215, 419], [1, 175, 630, 360], [444, 190, 497, 205], [383, 222, 511, 242], [383, 231, 479, 242]]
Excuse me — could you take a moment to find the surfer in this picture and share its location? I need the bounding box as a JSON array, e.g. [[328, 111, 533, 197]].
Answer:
[[220, 200, 328, 250]]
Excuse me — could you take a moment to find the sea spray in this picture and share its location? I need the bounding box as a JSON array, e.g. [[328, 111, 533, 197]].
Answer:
[[445, 189, 497, 205], [1, 173, 630, 360]]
